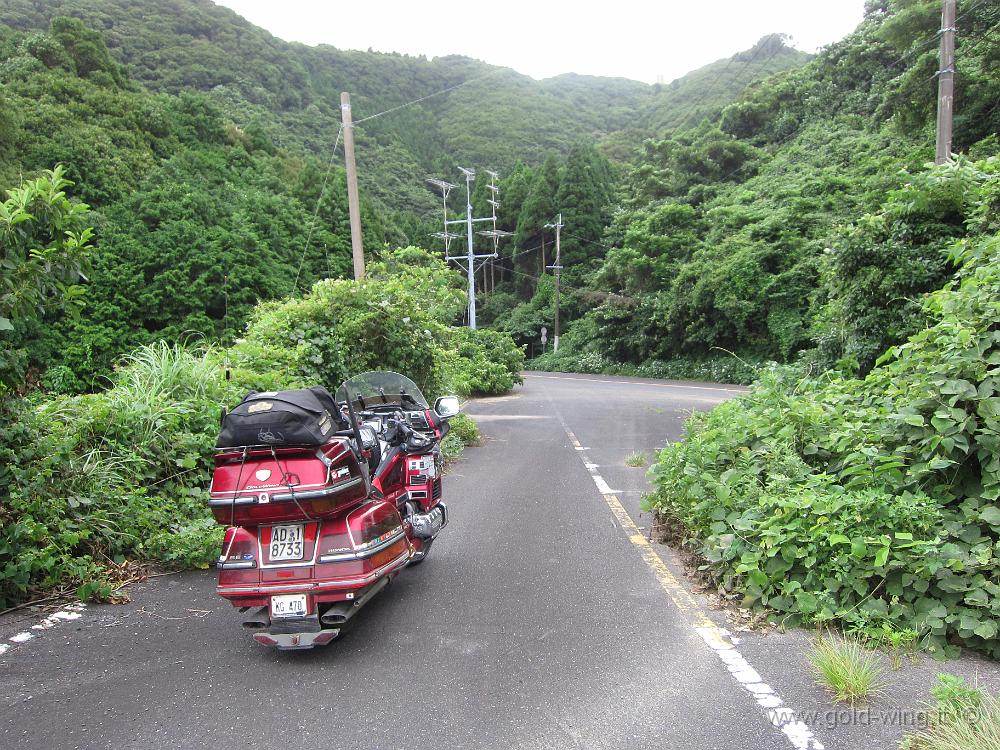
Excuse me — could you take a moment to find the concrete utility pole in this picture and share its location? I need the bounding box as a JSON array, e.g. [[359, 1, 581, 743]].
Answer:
[[340, 92, 365, 279], [461, 168, 477, 328], [544, 213, 563, 352], [935, 0, 956, 165]]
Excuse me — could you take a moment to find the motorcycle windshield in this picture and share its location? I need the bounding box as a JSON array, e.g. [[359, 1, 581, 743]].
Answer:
[[336, 371, 429, 411]]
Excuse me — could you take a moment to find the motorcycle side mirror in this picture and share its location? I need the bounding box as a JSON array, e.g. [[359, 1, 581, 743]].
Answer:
[[358, 426, 378, 450], [434, 396, 460, 419]]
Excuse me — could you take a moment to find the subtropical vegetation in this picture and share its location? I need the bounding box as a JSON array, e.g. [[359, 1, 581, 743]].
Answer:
[[2, 0, 1000, 667]]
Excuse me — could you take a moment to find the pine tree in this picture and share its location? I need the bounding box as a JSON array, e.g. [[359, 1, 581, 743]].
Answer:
[[495, 163, 532, 283], [555, 143, 615, 274], [513, 155, 560, 298]]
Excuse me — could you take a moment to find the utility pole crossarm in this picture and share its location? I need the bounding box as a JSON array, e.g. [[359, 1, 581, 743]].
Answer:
[[430, 167, 511, 329]]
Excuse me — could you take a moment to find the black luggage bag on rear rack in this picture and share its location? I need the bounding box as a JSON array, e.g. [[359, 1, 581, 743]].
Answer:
[[217, 386, 346, 448]]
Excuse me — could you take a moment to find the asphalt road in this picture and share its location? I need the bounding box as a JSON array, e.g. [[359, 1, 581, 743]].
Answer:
[[4, 372, 993, 749]]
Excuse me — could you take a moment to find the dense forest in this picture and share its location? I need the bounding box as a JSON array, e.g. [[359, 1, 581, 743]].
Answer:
[[3, 0, 995, 390], [521, 0, 1000, 381]]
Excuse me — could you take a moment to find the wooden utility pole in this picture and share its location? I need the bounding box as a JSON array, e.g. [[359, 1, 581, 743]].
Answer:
[[340, 92, 365, 279], [545, 213, 563, 352], [935, 0, 956, 164]]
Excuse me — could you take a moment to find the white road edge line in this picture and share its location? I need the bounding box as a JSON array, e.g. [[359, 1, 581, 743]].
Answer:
[[554, 414, 824, 750], [524, 372, 746, 395], [1, 603, 87, 658]]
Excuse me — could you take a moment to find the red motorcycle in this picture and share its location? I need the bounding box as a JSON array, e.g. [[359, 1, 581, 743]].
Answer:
[[208, 371, 459, 650]]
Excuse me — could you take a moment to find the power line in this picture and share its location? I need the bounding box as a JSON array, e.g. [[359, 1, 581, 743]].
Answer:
[[561, 229, 615, 252], [501, 265, 630, 301], [353, 69, 505, 126], [676, 55, 740, 130], [887, 0, 993, 70], [293, 68, 508, 290], [955, 0, 994, 25]]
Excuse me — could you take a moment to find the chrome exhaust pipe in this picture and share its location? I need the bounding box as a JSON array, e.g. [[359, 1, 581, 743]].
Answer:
[[320, 577, 390, 625], [241, 606, 269, 629]]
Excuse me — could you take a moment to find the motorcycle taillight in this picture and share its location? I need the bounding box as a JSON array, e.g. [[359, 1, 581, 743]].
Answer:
[[217, 526, 257, 569]]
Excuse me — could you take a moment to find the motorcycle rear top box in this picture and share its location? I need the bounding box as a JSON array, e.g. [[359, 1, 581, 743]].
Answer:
[[209, 438, 368, 525]]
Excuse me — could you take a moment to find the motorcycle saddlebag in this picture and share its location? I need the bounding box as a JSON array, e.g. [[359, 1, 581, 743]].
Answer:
[[217, 387, 344, 449]]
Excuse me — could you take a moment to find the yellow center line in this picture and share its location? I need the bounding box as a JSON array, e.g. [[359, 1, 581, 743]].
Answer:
[[558, 419, 825, 749]]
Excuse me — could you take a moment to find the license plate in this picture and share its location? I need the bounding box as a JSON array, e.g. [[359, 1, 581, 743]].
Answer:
[[269, 524, 304, 561], [270, 594, 307, 618]]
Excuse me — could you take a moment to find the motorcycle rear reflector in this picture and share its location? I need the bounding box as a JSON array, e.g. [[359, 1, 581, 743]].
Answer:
[[349, 504, 405, 551], [312, 631, 338, 646]]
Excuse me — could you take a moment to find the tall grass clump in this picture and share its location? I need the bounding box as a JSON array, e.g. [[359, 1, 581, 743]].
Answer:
[[903, 675, 1000, 750], [625, 451, 649, 467], [0, 342, 232, 606], [808, 633, 888, 704]]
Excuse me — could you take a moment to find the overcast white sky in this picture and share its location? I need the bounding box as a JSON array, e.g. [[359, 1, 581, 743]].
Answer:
[[215, 0, 867, 84]]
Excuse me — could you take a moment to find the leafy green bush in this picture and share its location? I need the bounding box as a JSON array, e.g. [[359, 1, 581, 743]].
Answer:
[[811, 158, 992, 373], [441, 413, 481, 462], [448, 412, 480, 446], [231, 247, 518, 400], [1, 165, 93, 389], [647, 232, 1000, 659], [445, 327, 524, 396], [0, 251, 520, 607]]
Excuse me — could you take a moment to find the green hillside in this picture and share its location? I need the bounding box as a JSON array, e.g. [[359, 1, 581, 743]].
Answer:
[[1, 0, 806, 213], [527, 0, 1000, 379]]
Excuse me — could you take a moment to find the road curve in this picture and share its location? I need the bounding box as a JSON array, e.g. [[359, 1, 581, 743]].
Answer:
[[1, 372, 800, 750]]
